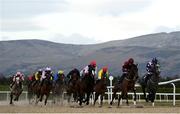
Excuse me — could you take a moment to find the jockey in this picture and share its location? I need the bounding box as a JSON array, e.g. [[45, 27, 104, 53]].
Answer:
[[54, 70, 65, 82], [40, 67, 53, 86], [98, 66, 109, 80], [66, 68, 80, 84], [31, 69, 43, 86], [97, 66, 109, 84], [10, 71, 24, 89], [144, 57, 161, 83], [80, 60, 97, 78], [118, 58, 135, 83]]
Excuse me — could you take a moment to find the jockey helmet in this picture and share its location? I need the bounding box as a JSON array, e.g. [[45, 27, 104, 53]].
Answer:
[[38, 69, 42, 73], [16, 72, 21, 76], [124, 61, 129, 66], [128, 58, 134, 64], [102, 66, 108, 73], [58, 70, 64, 74], [90, 60, 96, 67], [45, 67, 51, 71], [152, 57, 158, 64]]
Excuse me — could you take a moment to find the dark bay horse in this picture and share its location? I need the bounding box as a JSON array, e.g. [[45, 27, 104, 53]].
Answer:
[[36, 78, 53, 105], [110, 64, 139, 106], [52, 75, 65, 105], [140, 66, 160, 106], [28, 80, 41, 104], [77, 72, 95, 106], [10, 77, 23, 104], [66, 72, 80, 103], [93, 77, 107, 107]]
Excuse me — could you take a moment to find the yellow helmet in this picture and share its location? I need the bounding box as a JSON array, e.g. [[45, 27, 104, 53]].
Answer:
[[58, 70, 64, 74]]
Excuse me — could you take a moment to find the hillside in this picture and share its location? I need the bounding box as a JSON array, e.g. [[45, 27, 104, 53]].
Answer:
[[1, 31, 180, 77]]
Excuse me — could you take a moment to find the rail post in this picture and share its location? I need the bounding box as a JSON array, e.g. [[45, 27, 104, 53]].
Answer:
[[171, 83, 176, 106], [109, 76, 114, 103]]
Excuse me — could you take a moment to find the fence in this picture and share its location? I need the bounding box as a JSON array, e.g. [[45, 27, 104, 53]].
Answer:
[[0, 78, 180, 106]]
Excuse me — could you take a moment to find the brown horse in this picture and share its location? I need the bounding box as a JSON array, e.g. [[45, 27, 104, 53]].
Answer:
[[110, 64, 139, 106], [36, 78, 53, 105], [52, 75, 65, 105], [66, 72, 80, 103], [10, 77, 23, 104], [28, 80, 41, 104], [93, 77, 107, 107], [77, 73, 95, 106]]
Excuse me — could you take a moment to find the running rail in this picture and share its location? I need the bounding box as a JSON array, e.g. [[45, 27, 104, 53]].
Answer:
[[107, 78, 180, 106]]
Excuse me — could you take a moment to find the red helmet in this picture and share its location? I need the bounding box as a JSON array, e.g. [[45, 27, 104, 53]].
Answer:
[[124, 61, 129, 66], [90, 60, 96, 67], [128, 58, 134, 64], [102, 66, 108, 72]]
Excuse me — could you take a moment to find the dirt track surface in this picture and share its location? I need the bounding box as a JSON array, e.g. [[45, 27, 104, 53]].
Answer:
[[0, 104, 179, 113]]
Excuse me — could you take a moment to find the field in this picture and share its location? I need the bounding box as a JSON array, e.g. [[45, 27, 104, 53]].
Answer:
[[0, 100, 180, 113]]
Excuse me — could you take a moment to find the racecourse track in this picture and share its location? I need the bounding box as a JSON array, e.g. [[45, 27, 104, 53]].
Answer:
[[0, 100, 179, 113]]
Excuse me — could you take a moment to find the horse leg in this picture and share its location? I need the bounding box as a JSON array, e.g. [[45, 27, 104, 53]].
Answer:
[[151, 90, 156, 107], [142, 85, 148, 102], [117, 93, 122, 107], [125, 93, 129, 106], [100, 93, 104, 107], [86, 92, 91, 105], [10, 93, 13, 104], [110, 88, 117, 105], [45, 94, 49, 105], [40, 94, 43, 102], [133, 88, 137, 105], [93, 92, 99, 106]]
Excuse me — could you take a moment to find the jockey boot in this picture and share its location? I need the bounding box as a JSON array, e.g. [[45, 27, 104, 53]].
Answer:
[[10, 82, 15, 88], [145, 74, 151, 84], [19, 82, 23, 90], [40, 80, 44, 87], [118, 74, 126, 83], [96, 79, 100, 84]]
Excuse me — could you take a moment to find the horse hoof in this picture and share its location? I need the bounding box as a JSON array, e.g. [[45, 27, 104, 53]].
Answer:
[[152, 102, 155, 107], [110, 102, 113, 105], [98, 105, 102, 108]]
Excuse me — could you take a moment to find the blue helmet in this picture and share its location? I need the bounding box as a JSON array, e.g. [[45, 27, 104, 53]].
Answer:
[[152, 57, 158, 64]]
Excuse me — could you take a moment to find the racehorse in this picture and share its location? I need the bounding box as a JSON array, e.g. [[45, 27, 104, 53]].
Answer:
[[66, 72, 80, 103], [77, 70, 95, 106], [110, 64, 139, 106], [10, 77, 23, 104], [52, 75, 65, 105], [36, 77, 52, 105], [93, 77, 107, 107], [140, 66, 160, 106], [27, 79, 41, 104]]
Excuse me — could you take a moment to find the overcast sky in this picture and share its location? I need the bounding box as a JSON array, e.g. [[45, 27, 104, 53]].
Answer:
[[1, 0, 180, 44]]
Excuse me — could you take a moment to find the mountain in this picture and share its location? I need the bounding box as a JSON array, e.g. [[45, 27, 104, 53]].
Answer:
[[1, 31, 180, 77]]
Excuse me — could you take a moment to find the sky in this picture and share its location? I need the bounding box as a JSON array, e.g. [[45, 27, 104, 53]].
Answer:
[[1, 0, 180, 44]]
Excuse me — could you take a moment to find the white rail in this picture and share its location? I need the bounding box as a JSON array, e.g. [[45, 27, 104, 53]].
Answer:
[[107, 77, 180, 106]]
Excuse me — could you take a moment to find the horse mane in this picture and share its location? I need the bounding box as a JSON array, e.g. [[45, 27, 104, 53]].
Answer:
[[127, 64, 138, 81]]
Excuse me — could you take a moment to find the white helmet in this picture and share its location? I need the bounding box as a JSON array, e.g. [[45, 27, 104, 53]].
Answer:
[[16, 72, 21, 76], [45, 67, 51, 71]]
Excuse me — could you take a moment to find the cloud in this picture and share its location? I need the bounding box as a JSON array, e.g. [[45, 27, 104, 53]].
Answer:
[[1, 19, 44, 32], [68, 0, 152, 16], [0, 33, 100, 44], [50, 33, 100, 44], [154, 26, 180, 33], [1, 0, 69, 19]]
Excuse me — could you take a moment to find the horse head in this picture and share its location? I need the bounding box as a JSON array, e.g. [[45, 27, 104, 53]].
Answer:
[[128, 64, 139, 81]]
